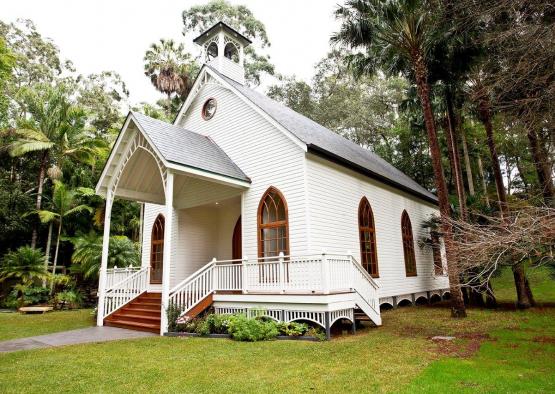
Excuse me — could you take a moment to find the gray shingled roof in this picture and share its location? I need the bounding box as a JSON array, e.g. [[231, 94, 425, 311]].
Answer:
[[208, 66, 437, 203], [131, 111, 249, 183]]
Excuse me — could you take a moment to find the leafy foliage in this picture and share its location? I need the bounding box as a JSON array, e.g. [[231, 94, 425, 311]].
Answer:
[[69, 232, 140, 279], [0, 246, 48, 285]]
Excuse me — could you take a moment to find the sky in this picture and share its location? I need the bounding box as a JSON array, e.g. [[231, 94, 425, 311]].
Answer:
[[3, 0, 341, 105]]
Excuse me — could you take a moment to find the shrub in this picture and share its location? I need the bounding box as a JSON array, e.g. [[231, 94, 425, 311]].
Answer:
[[4, 285, 49, 308], [277, 321, 309, 337], [306, 326, 327, 341], [54, 289, 84, 309], [227, 314, 279, 341], [166, 303, 182, 332]]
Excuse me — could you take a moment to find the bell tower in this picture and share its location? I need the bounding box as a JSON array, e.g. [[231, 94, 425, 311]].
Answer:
[[193, 21, 251, 85]]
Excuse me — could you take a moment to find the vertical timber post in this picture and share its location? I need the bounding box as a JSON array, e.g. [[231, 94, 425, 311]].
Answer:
[[242, 255, 248, 294], [160, 171, 174, 336], [321, 250, 330, 294], [325, 311, 331, 340], [278, 252, 285, 293], [96, 188, 113, 326]]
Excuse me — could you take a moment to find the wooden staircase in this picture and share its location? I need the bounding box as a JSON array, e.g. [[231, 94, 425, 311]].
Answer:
[[104, 292, 161, 333]]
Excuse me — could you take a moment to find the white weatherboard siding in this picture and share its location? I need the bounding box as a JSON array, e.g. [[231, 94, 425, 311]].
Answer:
[[177, 77, 310, 259], [306, 154, 449, 298], [142, 201, 240, 288]]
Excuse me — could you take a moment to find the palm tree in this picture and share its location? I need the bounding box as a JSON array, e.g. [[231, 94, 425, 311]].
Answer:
[[69, 232, 140, 280], [0, 246, 49, 285], [144, 39, 197, 111], [34, 181, 93, 293], [333, 0, 466, 317], [4, 84, 104, 248]]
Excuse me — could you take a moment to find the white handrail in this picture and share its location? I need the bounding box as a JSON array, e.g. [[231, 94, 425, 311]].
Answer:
[[168, 261, 215, 315], [103, 267, 149, 319]]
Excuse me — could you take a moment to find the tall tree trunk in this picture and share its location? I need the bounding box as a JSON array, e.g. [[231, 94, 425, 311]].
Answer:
[[460, 125, 475, 196], [445, 91, 468, 221], [31, 151, 49, 249], [50, 218, 62, 295], [515, 156, 529, 193], [477, 99, 508, 217], [512, 263, 534, 309], [413, 52, 466, 318], [477, 94, 534, 308], [42, 222, 53, 288], [527, 128, 555, 207], [476, 147, 490, 208]]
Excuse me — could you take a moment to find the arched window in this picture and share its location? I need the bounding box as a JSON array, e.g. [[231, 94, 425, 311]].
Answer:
[[224, 42, 239, 63], [150, 214, 165, 284], [358, 197, 379, 277], [401, 210, 417, 277], [258, 187, 289, 258], [206, 42, 218, 61]]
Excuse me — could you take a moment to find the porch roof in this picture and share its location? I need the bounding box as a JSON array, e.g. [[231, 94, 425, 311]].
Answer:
[[131, 112, 249, 183]]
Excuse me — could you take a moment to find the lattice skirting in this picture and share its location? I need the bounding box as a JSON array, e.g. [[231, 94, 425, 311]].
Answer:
[[213, 307, 354, 330]]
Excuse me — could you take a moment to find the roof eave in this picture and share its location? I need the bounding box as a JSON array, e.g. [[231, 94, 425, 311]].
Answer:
[[306, 144, 439, 206], [193, 21, 252, 46]]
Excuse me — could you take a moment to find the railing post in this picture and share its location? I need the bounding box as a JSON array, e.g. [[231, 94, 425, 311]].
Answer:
[[242, 255, 248, 294], [211, 257, 217, 292], [347, 250, 354, 290], [278, 252, 285, 293], [321, 249, 330, 294]]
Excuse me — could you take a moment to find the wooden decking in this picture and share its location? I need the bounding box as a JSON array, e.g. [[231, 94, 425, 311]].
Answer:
[[104, 293, 161, 333]]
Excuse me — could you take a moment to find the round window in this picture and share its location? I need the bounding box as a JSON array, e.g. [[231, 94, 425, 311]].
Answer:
[[202, 98, 217, 120]]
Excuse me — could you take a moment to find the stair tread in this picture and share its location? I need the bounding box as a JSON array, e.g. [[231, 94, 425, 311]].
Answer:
[[106, 319, 160, 329], [110, 313, 160, 321]]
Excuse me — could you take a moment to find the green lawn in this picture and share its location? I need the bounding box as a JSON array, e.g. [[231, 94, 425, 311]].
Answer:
[[0, 309, 94, 341], [0, 269, 553, 393]]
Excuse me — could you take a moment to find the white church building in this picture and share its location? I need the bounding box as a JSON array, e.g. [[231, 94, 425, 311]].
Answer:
[[95, 22, 450, 336]]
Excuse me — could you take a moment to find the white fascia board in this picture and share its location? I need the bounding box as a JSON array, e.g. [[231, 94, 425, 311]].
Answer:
[[95, 114, 133, 195], [165, 162, 250, 189]]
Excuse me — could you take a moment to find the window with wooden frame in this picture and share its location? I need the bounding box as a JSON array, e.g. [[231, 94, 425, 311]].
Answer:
[[401, 210, 417, 277], [257, 187, 289, 259], [358, 197, 379, 278], [150, 214, 165, 284]]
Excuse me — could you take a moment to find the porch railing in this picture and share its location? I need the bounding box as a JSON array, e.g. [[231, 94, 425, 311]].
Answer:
[[102, 266, 149, 319], [168, 253, 381, 321], [105, 266, 142, 289]]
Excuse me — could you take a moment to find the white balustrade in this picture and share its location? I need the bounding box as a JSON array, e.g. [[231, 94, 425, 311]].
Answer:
[[103, 266, 149, 319], [105, 266, 141, 289], [168, 262, 215, 314], [167, 252, 381, 322]]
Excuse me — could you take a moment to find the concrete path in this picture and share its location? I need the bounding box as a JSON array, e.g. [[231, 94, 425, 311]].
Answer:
[[0, 326, 155, 353]]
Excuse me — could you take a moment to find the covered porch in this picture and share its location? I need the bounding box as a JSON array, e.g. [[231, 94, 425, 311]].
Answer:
[[95, 112, 250, 333]]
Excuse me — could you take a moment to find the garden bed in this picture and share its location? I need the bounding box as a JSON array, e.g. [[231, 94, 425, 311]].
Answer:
[[165, 332, 321, 341]]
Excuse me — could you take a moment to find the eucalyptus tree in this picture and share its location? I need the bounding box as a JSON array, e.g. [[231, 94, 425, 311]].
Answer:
[[0, 37, 15, 127], [332, 0, 466, 317], [182, 0, 275, 86], [3, 84, 103, 248]]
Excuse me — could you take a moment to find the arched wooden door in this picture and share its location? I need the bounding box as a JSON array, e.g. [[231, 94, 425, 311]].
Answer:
[[150, 214, 164, 284], [232, 216, 242, 261]]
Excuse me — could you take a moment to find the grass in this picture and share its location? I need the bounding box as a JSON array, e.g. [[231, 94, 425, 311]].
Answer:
[[0, 268, 553, 393], [0, 309, 94, 341]]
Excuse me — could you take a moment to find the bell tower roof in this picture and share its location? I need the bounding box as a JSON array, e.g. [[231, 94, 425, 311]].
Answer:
[[193, 21, 252, 47]]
